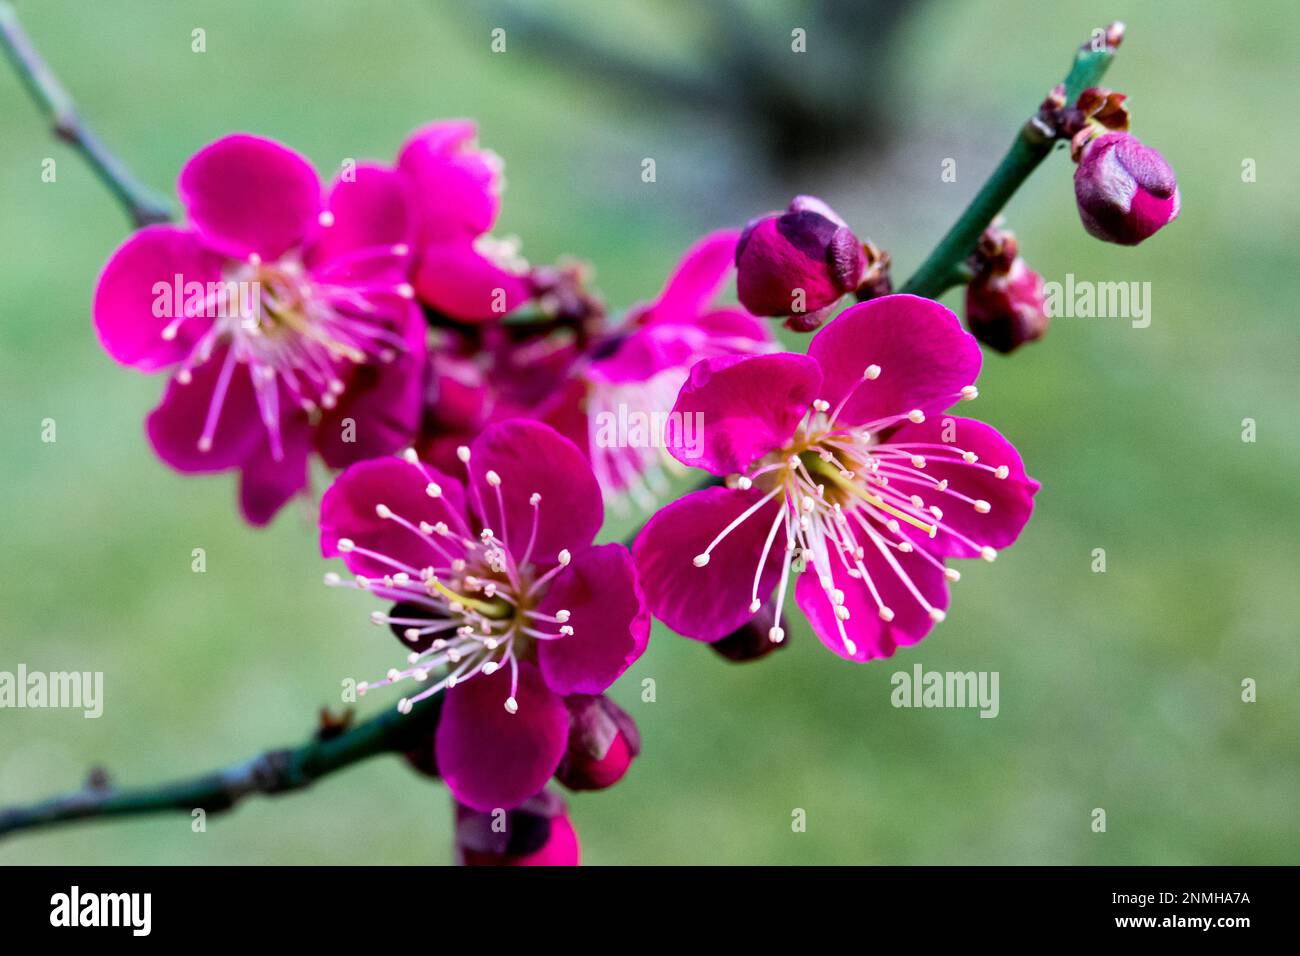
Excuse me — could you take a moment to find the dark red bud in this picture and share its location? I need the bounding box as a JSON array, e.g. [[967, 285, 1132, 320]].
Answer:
[[554, 694, 640, 792], [454, 790, 580, 866]]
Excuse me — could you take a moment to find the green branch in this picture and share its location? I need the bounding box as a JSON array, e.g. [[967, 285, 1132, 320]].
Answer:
[[0, 1, 172, 226], [0, 697, 441, 839], [899, 21, 1124, 298]]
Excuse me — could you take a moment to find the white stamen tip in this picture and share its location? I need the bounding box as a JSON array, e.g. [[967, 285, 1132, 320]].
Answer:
[[911, 455, 926, 468], [404, 628, 421, 641], [974, 499, 991, 514], [482, 661, 499, 675], [375, 503, 393, 519], [878, 607, 895, 622], [318, 210, 336, 228], [337, 538, 355, 553], [197, 436, 213, 452], [749, 599, 761, 613], [981, 546, 998, 562], [369, 610, 386, 625], [834, 605, 851, 621], [843, 637, 858, 655], [907, 409, 925, 424], [397, 283, 415, 299], [963, 451, 978, 464], [485, 469, 501, 487], [402, 448, 419, 464], [176, 369, 193, 385], [504, 696, 519, 715], [425, 482, 442, 498], [559, 625, 574, 636], [768, 626, 785, 644], [864, 364, 881, 380], [995, 465, 1010, 480], [323, 572, 341, 586], [692, 553, 711, 568], [529, 492, 541, 506], [248, 252, 262, 266], [944, 568, 962, 582], [397, 698, 412, 715], [813, 399, 830, 412], [456, 446, 471, 463], [929, 608, 947, 623], [961, 386, 979, 400], [735, 476, 753, 490], [554, 610, 571, 623]]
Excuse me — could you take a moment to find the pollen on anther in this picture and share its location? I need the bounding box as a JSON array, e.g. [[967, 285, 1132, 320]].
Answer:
[[375, 503, 393, 519], [337, 538, 356, 553], [559, 625, 575, 636], [749, 598, 761, 613], [974, 499, 991, 514], [318, 210, 336, 228], [485, 470, 501, 487], [929, 608, 947, 623], [995, 465, 1010, 480], [425, 482, 442, 498], [911, 455, 926, 468], [692, 553, 710, 568], [482, 661, 499, 675], [504, 696, 519, 715], [980, 546, 998, 562], [323, 572, 341, 586], [961, 386, 979, 400], [769, 626, 785, 643], [397, 698, 412, 715], [557, 549, 572, 566], [554, 609, 571, 623], [944, 568, 961, 582], [865, 364, 881, 380], [369, 611, 386, 625], [456, 446, 471, 463], [397, 283, 415, 299], [735, 475, 753, 490], [529, 492, 541, 506], [963, 451, 978, 464], [907, 409, 925, 424], [878, 607, 895, 622]]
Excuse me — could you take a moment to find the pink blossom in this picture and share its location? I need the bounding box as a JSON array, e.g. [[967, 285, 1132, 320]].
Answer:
[[320, 420, 648, 811], [634, 295, 1039, 660], [540, 230, 773, 505], [93, 134, 426, 524]]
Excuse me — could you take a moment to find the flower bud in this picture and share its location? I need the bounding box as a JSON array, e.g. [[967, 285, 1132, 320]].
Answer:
[[709, 593, 791, 662], [964, 224, 1048, 354], [554, 694, 640, 791], [736, 195, 870, 331], [454, 790, 580, 866], [1074, 131, 1179, 245]]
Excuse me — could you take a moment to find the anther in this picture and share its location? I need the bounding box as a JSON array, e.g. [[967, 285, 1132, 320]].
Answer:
[[929, 608, 946, 622], [980, 546, 998, 562], [907, 409, 925, 423], [692, 554, 710, 568], [865, 364, 881, 380], [456, 446, 471, 463], [504, 696, 519, 714], [961, 386, 979, 400], [995, 465, 1010, 480], [337, 538, 355, 553], [318, 210, 336, 228], [485, 470, 501, 487], [974, 500, 991, 513], [426, 482, 442, 498]]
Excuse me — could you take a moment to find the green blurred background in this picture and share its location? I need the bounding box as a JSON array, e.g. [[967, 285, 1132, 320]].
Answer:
[[2, 0, 1297, 865]]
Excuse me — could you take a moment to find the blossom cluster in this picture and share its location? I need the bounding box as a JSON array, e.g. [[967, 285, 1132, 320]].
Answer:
[[91, 100, 1177, 864]]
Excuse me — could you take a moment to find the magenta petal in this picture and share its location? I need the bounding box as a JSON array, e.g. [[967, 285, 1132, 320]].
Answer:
[[537, 543, 649, 695], [807, 295, 981, 427], [413, 240, 530, 321], [886, 416, 1039, 559], [633, 486, 785, 642], [795, 540, 949, 661], [319, 456, 469, 578], [238, 417, 312, 527], [644, 229, 739, 325], [669, 353, 820, 474], [436, 661, 569, 812], [145, 348, 264, 472], [310, 163, 414, 266], [397, 120, 501, 243], [315, 304, 427, 469], [467, 420, 603, 564], [178, 134, 321, 261], [92, 226, 221, 371]]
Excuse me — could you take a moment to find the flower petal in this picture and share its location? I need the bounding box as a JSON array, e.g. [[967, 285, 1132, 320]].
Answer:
[[885, 416, 1039, 559], [178, 134, 321, 261], [238, 416, 312, 526], [436, 661, 569, 812], [669, 353, 820, 474], [466, 420, 603, 564], [795, 536, 949, 661], [92, 226, 221, 371], [397, 120, 501, 243], [319, 456, 469, 578], [145, 348, 265, 471], [537, 543, 649, 695], [642, 229, 739, 325], [413, 239, 531, 321], [807, 295, 981, 427], [633, 486, 785, 642]]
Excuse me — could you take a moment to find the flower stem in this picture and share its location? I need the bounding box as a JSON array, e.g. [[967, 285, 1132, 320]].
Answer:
[[0, 1, 172, 227], [0, 696, 441, 840], [899, 22, 1124, 299]]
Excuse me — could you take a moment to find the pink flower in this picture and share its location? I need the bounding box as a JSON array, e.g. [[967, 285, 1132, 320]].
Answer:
[[93, 134, 426, 525], [1074, 131, 1180, 245], [320, 420, 649, 811], [454, 790, 579, 866], [735, 196, 872, 332], [633, 295, 1039, 660], [540, 230, 773, 505]]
